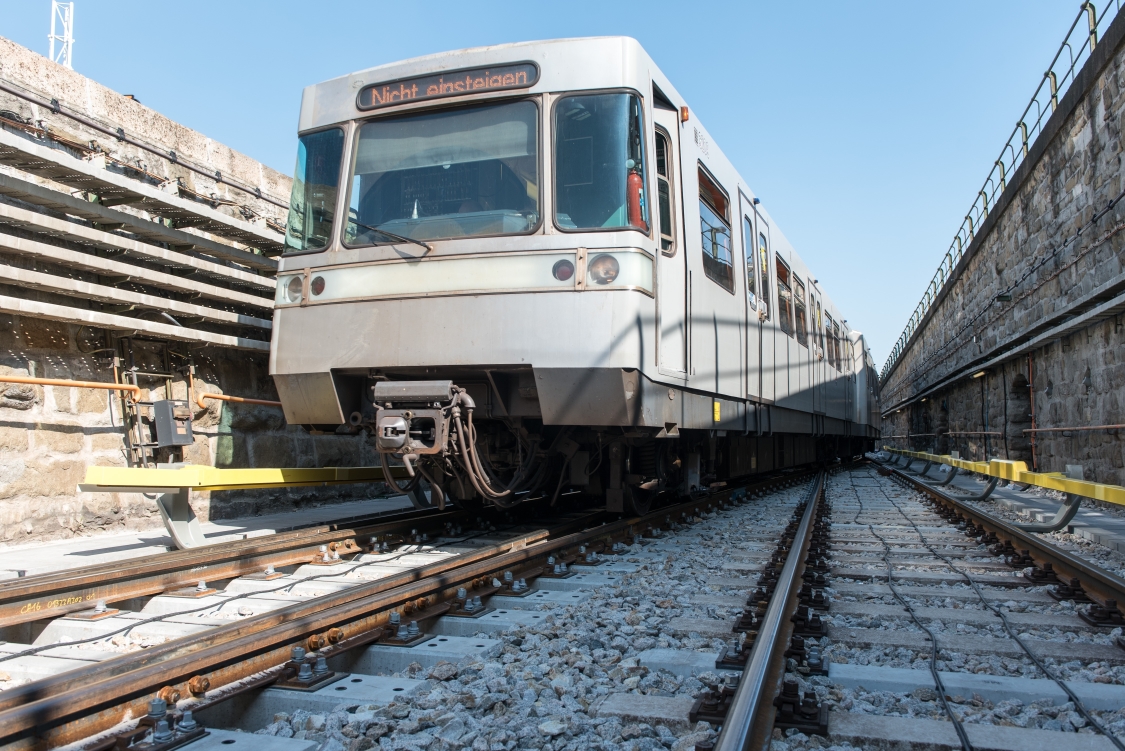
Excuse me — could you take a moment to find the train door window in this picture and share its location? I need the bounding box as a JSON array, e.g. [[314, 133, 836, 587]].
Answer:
[[742, 215, 757, 307], [825, 314, 837, 369], [554, 93, 649, 233], [816, 301, 825, 356], [776, 257, 793, 337], [833, 322, 844, 371], [698, 166, 733, 293], [655, 130, 675, 253], [758, 233, 771, 319], [285, 127, 344, 253], [793, 277, 808, 347]]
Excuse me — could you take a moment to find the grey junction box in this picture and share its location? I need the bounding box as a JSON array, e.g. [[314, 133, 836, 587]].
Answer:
[[152, 399, 193, 447]]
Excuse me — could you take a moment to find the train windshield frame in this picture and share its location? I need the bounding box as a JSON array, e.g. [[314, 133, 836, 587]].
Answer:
[[553, 91, 650, 234], [343, 99, 541, 246], [284, 127, 345, 255]]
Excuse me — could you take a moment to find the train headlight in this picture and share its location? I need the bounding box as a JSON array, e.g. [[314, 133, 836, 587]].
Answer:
[[285, 276, 303, 304], [552, 259, 574, 282], [311, 276, 326, 296], [588, 254, 620, 285]]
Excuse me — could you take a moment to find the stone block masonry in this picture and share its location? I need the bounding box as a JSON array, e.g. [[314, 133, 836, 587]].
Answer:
[[0, 37, 386, 544], [881, 11, 1125, 485]]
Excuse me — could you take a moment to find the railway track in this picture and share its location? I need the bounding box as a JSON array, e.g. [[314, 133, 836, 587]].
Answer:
[[768, 461, 1125, 751], [17, 460, 1124, 751], [0, 472, 814, 750]]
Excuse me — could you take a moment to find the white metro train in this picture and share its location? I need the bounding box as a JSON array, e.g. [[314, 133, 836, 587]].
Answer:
[[270, 37, 880, 513]]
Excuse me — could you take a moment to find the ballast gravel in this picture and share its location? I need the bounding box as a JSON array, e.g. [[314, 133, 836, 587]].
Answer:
[[249, 485, 812, 750], [790, 467, 1125, 748]]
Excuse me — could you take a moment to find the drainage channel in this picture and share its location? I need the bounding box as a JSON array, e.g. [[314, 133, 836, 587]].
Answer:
[[775, 463, 1125, 751], [1, 471, 816, 750]]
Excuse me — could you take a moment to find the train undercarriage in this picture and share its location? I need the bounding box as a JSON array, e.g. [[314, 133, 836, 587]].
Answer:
[[324, 376, 874, 514]]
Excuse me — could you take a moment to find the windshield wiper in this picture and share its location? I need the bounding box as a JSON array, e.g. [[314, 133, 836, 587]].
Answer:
[[351, 220, 432, 253]]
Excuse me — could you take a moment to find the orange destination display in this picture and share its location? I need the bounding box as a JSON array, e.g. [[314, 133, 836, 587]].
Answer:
[[356, 62, 540, 110]]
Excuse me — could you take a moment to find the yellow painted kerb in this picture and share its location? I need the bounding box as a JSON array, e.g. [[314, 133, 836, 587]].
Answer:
[[883, 448, 1125, 507], [82, 465, 404, 492]]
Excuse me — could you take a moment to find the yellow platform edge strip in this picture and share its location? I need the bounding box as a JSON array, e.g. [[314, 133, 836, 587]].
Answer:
[[82, 465, 407, 492], [882, 447, 1125, 506]]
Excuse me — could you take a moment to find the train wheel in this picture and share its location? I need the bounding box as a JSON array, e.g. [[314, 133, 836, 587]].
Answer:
[[407, 481, 433, 510], [624, 485, 653, 516]]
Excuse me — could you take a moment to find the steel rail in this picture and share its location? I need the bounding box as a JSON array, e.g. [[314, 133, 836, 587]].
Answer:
[[0, 530, 548, 749], [715, 470, 825, 751], [884, 462, 1125, 618], [0, 503, 467, 628], [1, 472, 813, 750]]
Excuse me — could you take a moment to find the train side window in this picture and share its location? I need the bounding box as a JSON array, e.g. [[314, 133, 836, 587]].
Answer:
[[655, 131, 675, 254], [833, 322, 844, 371], [285, 127, 344, 254], [776, 257, 793, 337], [815, 300, 824, 355], [555, 93, 649, 233], [758, 233, 771, 319], [742, 215, 757, 307], [825, 314, 837, 369], [698, 165, 733, 293], [793, 276, 808, 348]]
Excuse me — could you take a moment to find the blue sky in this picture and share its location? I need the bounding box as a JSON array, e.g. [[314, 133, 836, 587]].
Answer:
[[1, 0, 1082, 366]]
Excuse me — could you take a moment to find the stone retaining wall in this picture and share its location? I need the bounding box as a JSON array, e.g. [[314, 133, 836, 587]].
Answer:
[[881, 14, 1125, 484], [0, 38, 387, 544]]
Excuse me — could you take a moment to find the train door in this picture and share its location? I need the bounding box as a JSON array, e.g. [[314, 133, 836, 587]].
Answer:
[[739, 196, 761, 401], [756, 213, 775, 403], [811, 293, 823, 415], [653, 110, 686, 376], [775, 253, 797, 404], [691, 164, 743, 398]]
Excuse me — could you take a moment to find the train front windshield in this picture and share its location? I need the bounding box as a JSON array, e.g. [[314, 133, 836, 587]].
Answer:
[[345, 101, 540, 244]]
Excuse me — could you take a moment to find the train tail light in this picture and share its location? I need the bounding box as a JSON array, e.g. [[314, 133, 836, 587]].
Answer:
[[552, 259, 575, 282]]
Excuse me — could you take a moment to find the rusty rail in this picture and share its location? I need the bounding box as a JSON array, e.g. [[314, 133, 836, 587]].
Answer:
[[0, 472, 813, 749], [0, 503, 453, 629]]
